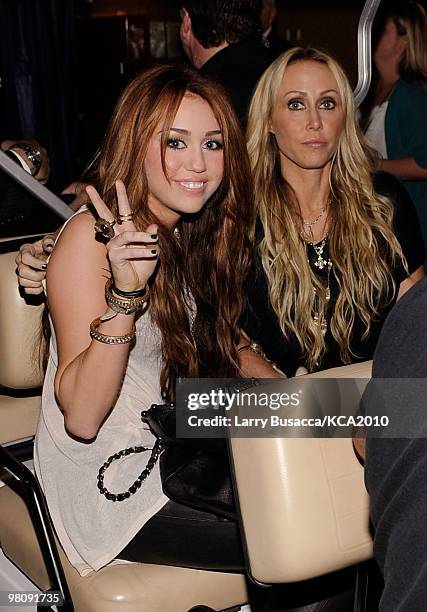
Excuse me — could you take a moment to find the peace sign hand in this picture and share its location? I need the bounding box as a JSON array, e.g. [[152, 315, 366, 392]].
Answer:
[[86, 180, 158, 293]]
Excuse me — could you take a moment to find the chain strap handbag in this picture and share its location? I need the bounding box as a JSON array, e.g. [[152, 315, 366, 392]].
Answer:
[[97, 401, 236, 520]]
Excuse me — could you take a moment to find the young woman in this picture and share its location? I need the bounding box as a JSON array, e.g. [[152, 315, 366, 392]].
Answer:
[[243, 47, 424, 377], [34, 64, 259, 577], [361, 1, 427, 249]]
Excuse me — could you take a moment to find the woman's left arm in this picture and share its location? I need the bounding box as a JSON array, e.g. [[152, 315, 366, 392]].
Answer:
[[380, 157, 427, 181], [237, 335, 285, 378]]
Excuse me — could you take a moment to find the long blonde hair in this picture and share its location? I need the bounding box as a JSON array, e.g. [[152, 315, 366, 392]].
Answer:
[[247, 47, 404, 371]]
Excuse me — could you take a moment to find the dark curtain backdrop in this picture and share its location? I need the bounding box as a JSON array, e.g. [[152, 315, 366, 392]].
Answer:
[[0, 0, 75, 189]]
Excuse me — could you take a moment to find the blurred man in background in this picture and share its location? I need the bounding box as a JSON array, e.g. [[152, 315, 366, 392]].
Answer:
[[261, 0, 291, 57], [180, 0, 273, 126]]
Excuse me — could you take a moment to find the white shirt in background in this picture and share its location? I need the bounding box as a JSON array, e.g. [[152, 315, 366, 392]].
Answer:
[[365, 102, 389, 159]]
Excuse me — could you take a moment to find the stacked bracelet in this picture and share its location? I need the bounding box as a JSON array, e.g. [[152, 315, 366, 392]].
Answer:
[[90, 317, 136, 345], [105, 278, 149, 315], [112, 284, 146, 298]]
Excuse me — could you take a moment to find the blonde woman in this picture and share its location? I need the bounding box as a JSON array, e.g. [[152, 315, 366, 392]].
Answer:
[[361, 1, 427, 251], [243, 47, 425, 377]]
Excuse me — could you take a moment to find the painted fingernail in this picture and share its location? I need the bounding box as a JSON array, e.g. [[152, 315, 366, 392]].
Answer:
[[41, 263, 48, 270], [151, 234, 158, 240], [151, 249, 157, 254]]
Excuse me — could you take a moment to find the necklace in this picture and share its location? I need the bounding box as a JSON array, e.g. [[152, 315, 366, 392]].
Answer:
[[306, 236, 333, 337], [312, 259, 333, 337], [310, 238, 330, 270], [302, 207, 327, 242]]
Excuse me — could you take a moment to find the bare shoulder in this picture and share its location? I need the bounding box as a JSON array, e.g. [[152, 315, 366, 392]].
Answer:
[[49, 211, 105, 268], [47, 211, 109, 291], [54, 210, 97, 249]]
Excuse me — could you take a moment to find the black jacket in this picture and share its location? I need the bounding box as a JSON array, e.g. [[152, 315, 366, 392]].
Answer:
[[201, 39, 273, 127]]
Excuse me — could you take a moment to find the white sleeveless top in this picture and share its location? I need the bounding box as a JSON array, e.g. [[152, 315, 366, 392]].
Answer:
[[33, 209, 169, 576], [365, 102, 389, 159]]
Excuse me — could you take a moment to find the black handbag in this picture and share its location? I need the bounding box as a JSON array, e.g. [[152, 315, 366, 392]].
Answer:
[[143, 402, 236, 521], [97, 402, 236, 521]]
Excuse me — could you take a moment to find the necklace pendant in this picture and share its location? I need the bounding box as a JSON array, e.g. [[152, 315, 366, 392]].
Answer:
[[314, 256, 328, 269]]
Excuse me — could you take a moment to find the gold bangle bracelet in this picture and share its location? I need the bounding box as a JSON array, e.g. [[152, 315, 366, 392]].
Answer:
[[90, 317, 136, 345], [238, 341, 264, 356]]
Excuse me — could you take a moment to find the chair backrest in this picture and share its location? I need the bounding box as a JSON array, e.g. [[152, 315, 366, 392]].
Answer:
[[229, 361, 373, 584], [0, 251, 44, 390]]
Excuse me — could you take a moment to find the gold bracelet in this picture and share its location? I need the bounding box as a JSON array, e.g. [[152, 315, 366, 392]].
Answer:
[[238, 341, 265, 356], [90, 316, 136, 345], [238, 340, 286, 376], [105, 278, 149, 315]]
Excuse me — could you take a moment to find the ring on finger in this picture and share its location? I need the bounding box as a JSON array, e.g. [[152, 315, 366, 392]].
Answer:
[[118, 213, 134, 224], [94, 217, 116, 241]]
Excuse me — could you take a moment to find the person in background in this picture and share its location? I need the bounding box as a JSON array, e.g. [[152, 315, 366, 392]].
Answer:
[[0, 139, 51, 234], [0, 138, 86, 238], [1, 139, 50, 182], [261, 0, 290, 58], [361, 1, 427, 254], [180, 0, 273, 126]]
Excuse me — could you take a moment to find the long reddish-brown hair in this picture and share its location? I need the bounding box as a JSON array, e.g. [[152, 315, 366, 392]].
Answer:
[[93, 64, 253, 400]]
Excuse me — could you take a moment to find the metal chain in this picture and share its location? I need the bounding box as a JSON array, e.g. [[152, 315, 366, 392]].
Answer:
[[97, 438, 163, 502]]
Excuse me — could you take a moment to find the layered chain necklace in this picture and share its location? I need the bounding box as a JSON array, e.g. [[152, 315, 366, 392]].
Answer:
[[302, 207, 326, 243], [312, 256, 333, 336], [301, 202, 333, 337]]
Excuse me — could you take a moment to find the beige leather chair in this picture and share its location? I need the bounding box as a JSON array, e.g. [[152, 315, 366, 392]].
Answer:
[[0, 249, 248, 612], [0, 250, 43, 444], [229, 362, 373, 585]]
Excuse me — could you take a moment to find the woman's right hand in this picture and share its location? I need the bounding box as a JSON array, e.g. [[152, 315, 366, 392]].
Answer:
[[16, 234, 55, 295], [86, 180, 158, 292]]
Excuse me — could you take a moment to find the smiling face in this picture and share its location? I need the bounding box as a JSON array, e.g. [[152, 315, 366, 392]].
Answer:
[[269, 60, 345, 177], [144, 93, 224, 227]]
